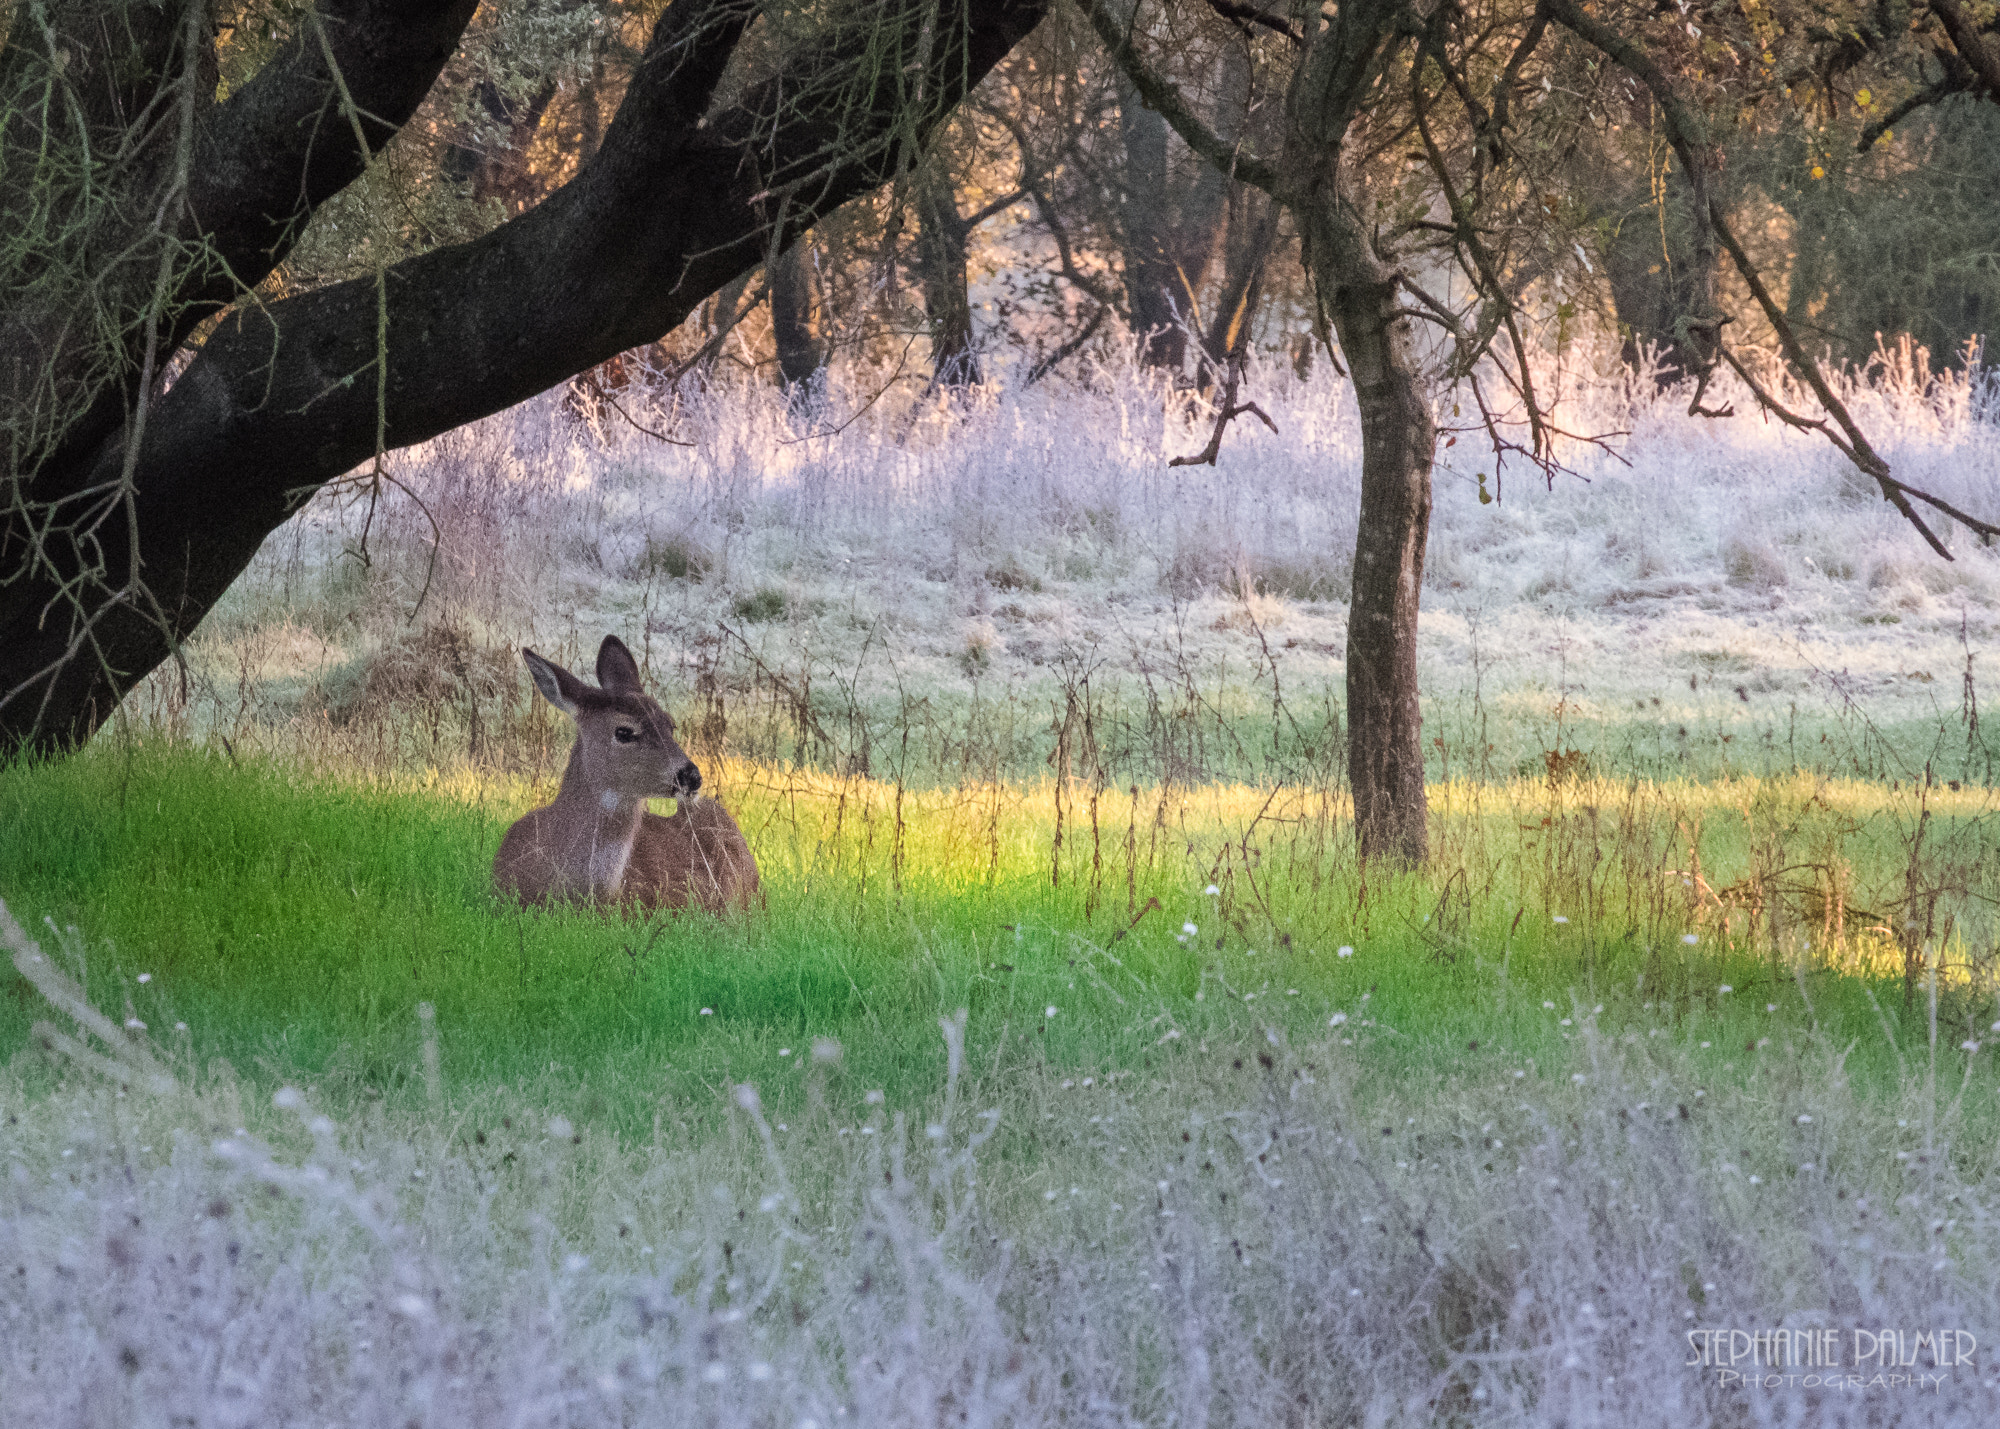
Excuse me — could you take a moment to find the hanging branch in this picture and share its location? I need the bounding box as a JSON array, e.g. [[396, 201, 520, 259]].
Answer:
[[1170, 306, 1277, 466], [1409, 46, 1555, 473], [1546, 0, 2000, 558], [1857, 78, 1965, 151], [1200, 0, 1304, 46], [1707, 209, 2000, 555], [1026, 304, 1113, 386], [1074, 0, 1282, 195], [1541, 0, 1727, 409]]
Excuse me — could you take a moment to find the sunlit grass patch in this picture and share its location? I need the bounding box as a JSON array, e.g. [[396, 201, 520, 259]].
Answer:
[[4, 746, 1997, 1139]]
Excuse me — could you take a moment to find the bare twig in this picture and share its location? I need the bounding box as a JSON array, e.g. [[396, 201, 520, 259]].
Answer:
[[1200, 0, 1303, 45], [1857, 80, 1961, 151], [1026, 304, 1113, 386], [1170, 330, 1276, 467]]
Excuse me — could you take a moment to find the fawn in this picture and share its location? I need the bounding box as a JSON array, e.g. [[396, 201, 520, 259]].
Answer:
[[493, 635, 759, 912]]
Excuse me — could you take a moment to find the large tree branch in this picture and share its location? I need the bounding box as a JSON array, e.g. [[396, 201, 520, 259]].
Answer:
[[185, 0, 484, 324], [8, 0, 483, 488], [1931, 0, 2000, 97], [1074, 0, 1281, 196], [1, 0, 1050, 753]]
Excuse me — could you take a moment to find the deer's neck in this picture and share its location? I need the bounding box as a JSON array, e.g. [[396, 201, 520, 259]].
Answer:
[[554, 745, 646, 899]]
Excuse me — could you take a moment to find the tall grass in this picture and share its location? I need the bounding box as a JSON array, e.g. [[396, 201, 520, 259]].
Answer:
[[3, 743, 1997, 1123], [6, 888, 2000, 1425]]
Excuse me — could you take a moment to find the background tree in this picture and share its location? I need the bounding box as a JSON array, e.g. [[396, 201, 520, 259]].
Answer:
[[1087, 0, 2000, 867], [769, 237, 830, 394]]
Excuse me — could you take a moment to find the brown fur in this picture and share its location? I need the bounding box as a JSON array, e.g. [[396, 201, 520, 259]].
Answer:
[[493, 636, 759, 913]]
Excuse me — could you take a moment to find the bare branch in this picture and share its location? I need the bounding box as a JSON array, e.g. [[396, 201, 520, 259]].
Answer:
[[960, 187, 1030, 231], [1170, 269, 1274, 466], [1410, 63, 1551, 463], [1857, 79, 1963, 151], [1544, 0, 2000, 555], [1026, 304, 1113, 386], [1931, 0, 2000, 97], [1543, 0, 1722, 379], [1073, 0, 1282, 196], [1200, 0, 1303, 46]]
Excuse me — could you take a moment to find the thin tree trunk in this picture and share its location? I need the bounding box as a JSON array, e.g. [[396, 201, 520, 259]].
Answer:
[[1114, 72, 1227, 372], [1198, 186, 1278, 385], [912, 156, 981, 386], [769, 239, 826, 393], [1297, 174, 1433, 866]]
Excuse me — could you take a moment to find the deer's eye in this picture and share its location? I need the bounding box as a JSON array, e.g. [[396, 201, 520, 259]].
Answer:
[[613, 726, 638, 745]]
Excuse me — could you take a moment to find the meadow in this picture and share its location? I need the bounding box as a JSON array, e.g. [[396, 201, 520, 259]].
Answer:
[[6, 350, 2000, 1424]]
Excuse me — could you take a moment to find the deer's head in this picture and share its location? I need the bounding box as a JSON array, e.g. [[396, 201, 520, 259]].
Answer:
[[522, 636, 702, 803]]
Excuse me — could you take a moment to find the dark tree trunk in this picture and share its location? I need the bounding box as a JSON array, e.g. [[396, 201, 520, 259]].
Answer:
[[1315, 223, 1433, 868], [1601, 191, 1703, 382], [1114, 73, 1227, 371], [1198, 185, 1279, 385], [1282, 7, 1434, 867], [769, 240, 827, 393], [912, 157, 982, 387], [0, 0, 1050, 756]]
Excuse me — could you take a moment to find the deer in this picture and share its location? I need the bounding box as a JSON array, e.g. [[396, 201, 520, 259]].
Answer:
[[494, 635, 759, 913]]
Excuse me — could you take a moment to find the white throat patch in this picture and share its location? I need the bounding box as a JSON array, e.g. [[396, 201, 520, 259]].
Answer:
[[588, 837, 634, 896], [587, 791, 638, 894]]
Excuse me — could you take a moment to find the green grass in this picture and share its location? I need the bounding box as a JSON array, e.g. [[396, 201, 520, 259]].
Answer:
[[6, 745, 1996, 1146]]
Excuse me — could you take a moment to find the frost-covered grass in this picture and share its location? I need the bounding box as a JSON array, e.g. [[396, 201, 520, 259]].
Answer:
[[116, 338, 2000, 786]]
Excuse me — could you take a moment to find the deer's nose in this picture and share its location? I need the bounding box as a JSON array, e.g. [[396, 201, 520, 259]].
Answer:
[[675, 761, 702, 796]]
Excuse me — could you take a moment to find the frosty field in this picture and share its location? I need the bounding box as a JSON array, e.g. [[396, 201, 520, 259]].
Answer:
[[123, 339, 2000, 787], [6, 352, 2000, 1425]]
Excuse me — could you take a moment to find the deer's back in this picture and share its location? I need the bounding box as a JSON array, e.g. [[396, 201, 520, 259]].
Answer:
[[626, 799, 761, 912]]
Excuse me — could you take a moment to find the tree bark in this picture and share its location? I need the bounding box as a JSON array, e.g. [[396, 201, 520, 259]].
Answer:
[[1309, 212, 1433, 868], [1, 0, 1050, 755], [769, 239, 827, 392], [912, 155, 982, 387], [1283, 1, 1431, 867]]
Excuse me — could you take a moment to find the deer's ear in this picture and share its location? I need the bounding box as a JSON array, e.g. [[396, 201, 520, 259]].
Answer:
[[523, 648, 583, 716], [596, 635, 643, 694]]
